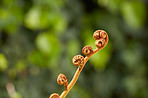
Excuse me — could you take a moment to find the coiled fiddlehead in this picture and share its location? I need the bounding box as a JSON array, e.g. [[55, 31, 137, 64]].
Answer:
[[49, 93, 60, 98], [82, 45, 93, 55], [57, 74, 68, 90], [72, 55, 84, 69]]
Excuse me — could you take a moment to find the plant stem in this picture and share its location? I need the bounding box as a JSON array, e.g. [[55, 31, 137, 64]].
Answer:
[[60, 48, 101, 98]]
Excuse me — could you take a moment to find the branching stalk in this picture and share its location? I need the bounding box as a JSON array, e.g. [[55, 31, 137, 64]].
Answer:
[[49, 30, 109, 98], [60, 48, 101, 98]]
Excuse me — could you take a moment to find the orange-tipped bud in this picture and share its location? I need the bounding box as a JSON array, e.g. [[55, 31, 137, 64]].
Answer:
[[100, 30, 107, 39], [93, 30, 107, 40], [95, 39, 106, 48], [72, 55, 84, 66], [93, 30, 101, 40], [82, 45, 93, 55], [57, 74, 68, 85], [49, 93, 60, 98]]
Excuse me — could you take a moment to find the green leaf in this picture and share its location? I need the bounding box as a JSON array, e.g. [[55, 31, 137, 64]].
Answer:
[[24, 6, 41, 29], [35, 32, 60, 55], [28, 50, 47, 67], [35, 32, 61, 68], [0, 5, 23, 33], [98, 0, 122, 13], [97, 0, 109, 7], [36, 33, 51, 54], [15, 60, 26, 73], [53, 17, 67, 34], [24, 5, 67, 31], [121, 1, 146, 29], [0, 53, 8, 72], [12, 92, 22, 98]]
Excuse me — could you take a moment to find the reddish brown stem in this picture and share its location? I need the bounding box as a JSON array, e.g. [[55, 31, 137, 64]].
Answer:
[[49, 30, 109, 98], [60, 34, 108, 98]]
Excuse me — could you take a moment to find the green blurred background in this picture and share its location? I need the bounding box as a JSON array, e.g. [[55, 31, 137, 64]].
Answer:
[[0, 0, 148, 98]]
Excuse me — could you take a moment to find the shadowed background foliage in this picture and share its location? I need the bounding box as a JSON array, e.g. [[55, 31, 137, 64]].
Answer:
[[0, 0, 148, 98]]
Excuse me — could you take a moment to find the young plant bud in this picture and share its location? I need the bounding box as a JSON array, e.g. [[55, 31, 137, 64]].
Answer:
[[95, 39, 106, 48], [57, 74, 68, 85], [72, 55, 84, 66], [93, 30, 107, 40], [82, 45, 93, 55], [93, 30, 101, 40], [57, 74, 68, 90], [49, 93, 60, 98], [100, 30, 107, 39]]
